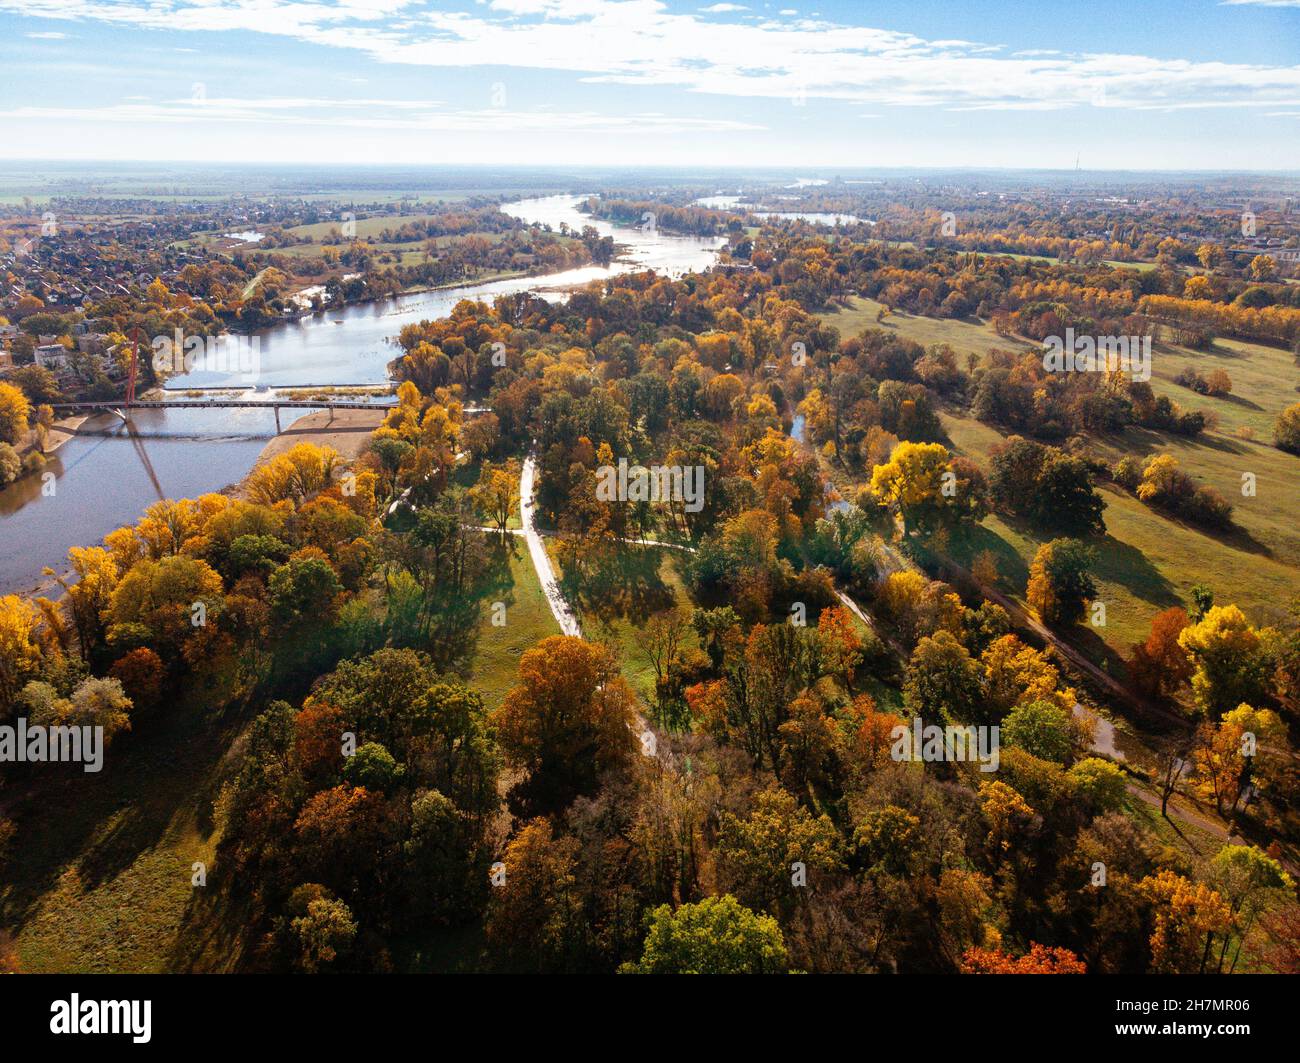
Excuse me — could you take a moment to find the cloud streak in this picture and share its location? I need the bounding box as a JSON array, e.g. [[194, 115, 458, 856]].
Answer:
[[3, 0, 1299, 112]]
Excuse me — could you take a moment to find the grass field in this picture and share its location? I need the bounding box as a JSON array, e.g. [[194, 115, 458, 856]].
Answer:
[[469, 544, 562, 710], [821, 296, 1037, 360], [2, 672, 246, 973], [545, 540, 699, 702], [284, 212, 491, 243], [817, 299, 1300, 669]]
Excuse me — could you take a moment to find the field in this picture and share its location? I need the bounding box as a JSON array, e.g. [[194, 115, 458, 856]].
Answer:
[[1, 671, 246, 973], [818, 299, 1300, 669], [469, 544, 562, 710], [545, 540, 699, 703], [822, 296, 1037, 359]]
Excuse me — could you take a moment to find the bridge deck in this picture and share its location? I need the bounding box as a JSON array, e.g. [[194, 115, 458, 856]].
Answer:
[[50, 399, 396, 412]]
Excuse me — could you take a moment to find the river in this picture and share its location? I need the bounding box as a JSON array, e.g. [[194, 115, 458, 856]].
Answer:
[[0, 196, 724, 594]]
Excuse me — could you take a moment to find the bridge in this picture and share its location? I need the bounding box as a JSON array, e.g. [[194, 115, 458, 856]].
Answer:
[[50, 398, 396, 433]]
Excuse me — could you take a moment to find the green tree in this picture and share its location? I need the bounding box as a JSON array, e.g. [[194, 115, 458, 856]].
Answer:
[[621, 895, 788, 974], [1003, 699, 1074, 764], [1067, 757, 1128, 811], [903, 629, 983, 724], [1026, 538, 1097, 626]]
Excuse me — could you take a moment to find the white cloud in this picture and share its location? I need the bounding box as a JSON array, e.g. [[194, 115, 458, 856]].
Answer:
[[0, 95, 763, 134], [2, 0, 1299, 113], [25, 30, 69, 38]]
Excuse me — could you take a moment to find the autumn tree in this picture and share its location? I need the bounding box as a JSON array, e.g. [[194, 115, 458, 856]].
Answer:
[[714, 788, 841, 916], [484, 818, 585, 972], [1138, 870, 1231, 974], [1275, 402, 1300, 455], [1026, 538, 1096, 626], [869, 440, 950, 537], [0, 595, 43, 709], [0, 382, 30, 445], [1177, 604, 1268, 716], [469, 459, 519, 537], [961, 942, 1086, 974], [981, 634, 1074, 717], [1128, 606, 1192, 700], [492, 636, 638, 814], [107, 554, 224, 661]]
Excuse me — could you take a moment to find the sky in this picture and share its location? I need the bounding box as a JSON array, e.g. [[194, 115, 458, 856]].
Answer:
[[0, 0, 1298, 170]]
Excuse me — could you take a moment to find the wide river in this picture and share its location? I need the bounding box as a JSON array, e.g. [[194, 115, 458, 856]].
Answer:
[[0, 196, 724, 594]]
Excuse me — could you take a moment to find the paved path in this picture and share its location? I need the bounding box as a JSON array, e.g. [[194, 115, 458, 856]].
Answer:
[[520, 454, 582, 638]]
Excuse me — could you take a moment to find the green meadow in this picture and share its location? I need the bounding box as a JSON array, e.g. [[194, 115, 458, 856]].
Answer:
[[818, 300, 1300, 669]]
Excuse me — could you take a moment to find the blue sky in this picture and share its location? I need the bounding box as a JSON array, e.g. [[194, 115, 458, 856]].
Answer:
[[1, 0, 1298, 169]]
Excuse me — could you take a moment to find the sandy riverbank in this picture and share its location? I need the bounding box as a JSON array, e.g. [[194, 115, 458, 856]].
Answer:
[[16, 413, 88, 460], [245, 406, 386, 474]]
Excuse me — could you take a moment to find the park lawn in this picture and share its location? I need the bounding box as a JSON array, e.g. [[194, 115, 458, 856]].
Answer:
[[820, 296, 1300, 655], [469, 545, 561, 711], [284, 212, 494, 242], [271, 232, 514, 262], [975, 251, 1159, 272], [545, 540, 699, 703], [820, 296, 1037, 362], [941, 408, 1300, 664], [3, 669, 251, 973], [1145, 334, 1300, 442]]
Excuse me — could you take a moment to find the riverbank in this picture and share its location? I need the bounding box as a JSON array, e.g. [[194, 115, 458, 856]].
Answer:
[[6, 407, 386, 600], [42, 415, 89, 456], [0, 195, 721, 594], [244, 406, 385, 480]]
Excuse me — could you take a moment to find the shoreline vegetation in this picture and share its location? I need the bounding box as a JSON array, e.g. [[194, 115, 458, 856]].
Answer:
[[3, 169, 1299, 977]]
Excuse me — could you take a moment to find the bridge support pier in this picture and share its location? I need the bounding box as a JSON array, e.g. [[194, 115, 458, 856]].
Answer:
[[274, 406, 281, 434]]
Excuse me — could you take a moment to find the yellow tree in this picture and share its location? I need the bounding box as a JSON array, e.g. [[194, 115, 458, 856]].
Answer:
[[44, 546, 118, 659], [980, 634, 1075, 715], [1178, 604, 1267, 716], [469, 459, 520, 536], [0, 595, 43, 708], [869, 440, 950, 536], [1138, 870, 1231, 974], [1248, 254, 1277, 282], [247, 443, 340, 506], [0, 382, 30, 446], [1192, 703, 1287, 815]]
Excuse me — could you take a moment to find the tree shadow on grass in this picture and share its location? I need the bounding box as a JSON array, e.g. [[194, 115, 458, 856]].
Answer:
[[1091, 533, 1182, 610], [1054, 620, 1133, 684], [0, 683, 257, 954], [1114, 423, 1252, 458], [570, 546, 677, 627], [1215, 391, 1264, 412], [949, 523, 1031, 591]]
